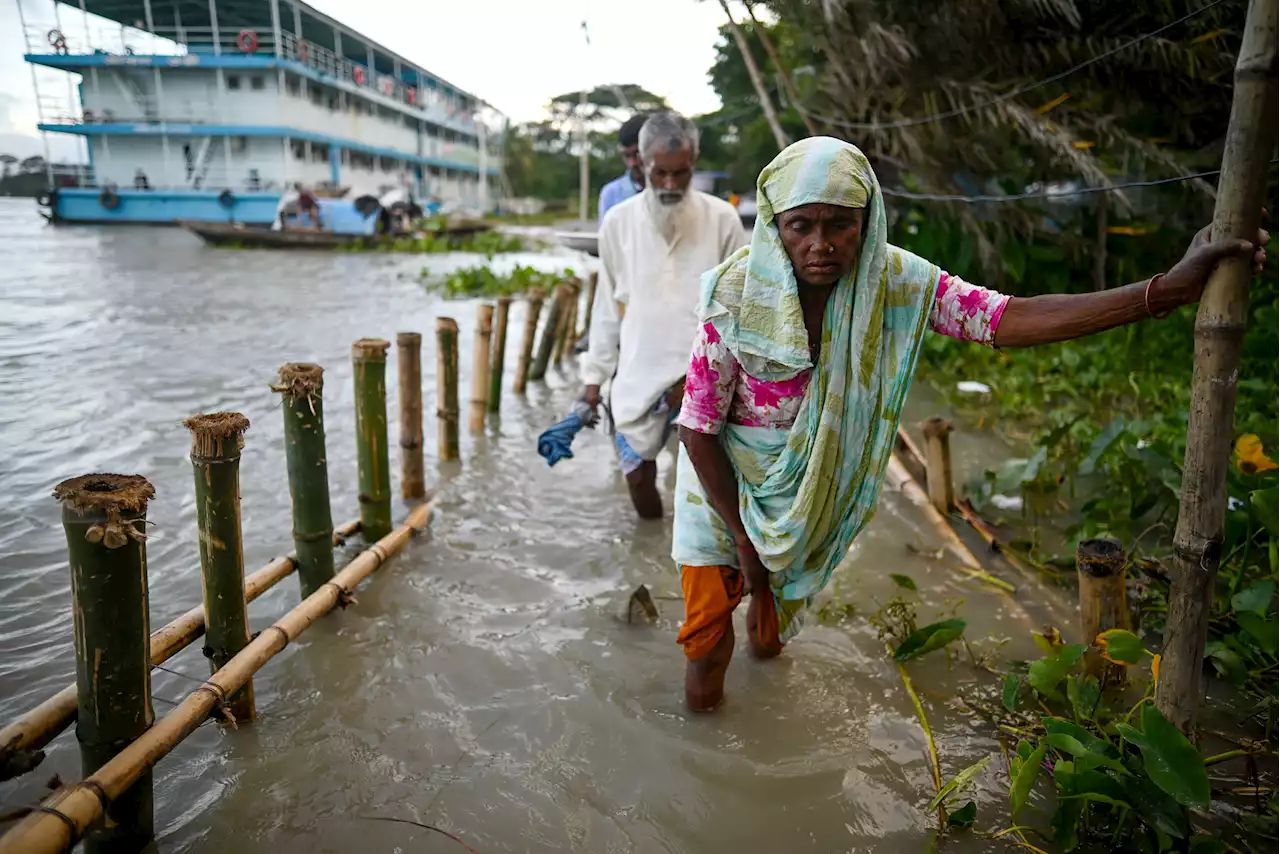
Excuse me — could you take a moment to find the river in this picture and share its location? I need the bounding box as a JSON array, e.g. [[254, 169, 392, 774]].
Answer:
[[0, 197, 1051, 852]]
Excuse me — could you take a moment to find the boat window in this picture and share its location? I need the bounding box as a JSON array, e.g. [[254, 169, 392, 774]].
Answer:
[[227, 75, 241, 90], [290, 140, 307, 160], [251, 75, 265, 91], [285, 74, 301, 96], [312, 144, 329, 163]]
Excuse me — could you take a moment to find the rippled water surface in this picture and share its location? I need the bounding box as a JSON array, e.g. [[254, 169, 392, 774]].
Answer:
[[0, 198, 1051, 852]]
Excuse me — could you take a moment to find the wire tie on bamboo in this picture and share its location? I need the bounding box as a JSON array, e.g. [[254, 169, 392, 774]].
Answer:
[[194, 683, 237, 729], [30, 806, 76, 842], [320, 581, 359, 609]]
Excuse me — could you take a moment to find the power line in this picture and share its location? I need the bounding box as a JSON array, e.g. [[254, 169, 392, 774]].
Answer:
[[790, 0, 1228, 132], [879, 159, 1276, 204]]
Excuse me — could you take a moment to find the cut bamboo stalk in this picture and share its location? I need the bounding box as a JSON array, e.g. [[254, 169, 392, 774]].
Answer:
[[396, 332, 426, 501], [528, 285, 566, 382], [352, 338, 392, 541], [1157, 0, 1278, 735], [469, 303, 495, 432], [488, 297, 511, 413], [53, 473, 155, 854], [920, 417, 955, 514], [558, 281, 579, 363], [553, 283, 576, 367], [580, 272, 598, 340], [0, 521, 359, 780], [273, 363, 336, 598], [512, 290, 544, 394], [435, 318, 460, 461], [1077, 538, 1129, 687], [0, 502, 437, 854], [184, 412, 255, 723]]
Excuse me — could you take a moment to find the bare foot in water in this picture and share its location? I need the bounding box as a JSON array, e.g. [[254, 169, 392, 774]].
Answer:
[[746, 590, 783, 660], [685, 623, 734, 712]]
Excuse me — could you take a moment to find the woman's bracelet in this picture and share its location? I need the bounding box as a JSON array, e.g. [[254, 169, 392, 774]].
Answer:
[[1144, 272, 1173, 320]]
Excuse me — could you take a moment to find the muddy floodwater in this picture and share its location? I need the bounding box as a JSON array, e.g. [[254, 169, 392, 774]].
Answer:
[[0, 198, 1061, 852]]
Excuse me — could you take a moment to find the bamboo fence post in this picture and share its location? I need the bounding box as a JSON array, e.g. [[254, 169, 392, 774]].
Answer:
[[273, 363, 335, 598], [0, 520, 361, 778], [396, 332, 426, 501], [579, 271, 598, 340], [1077, 538, 1129, 687], [920, 417, 955, 514], [488, 297, 511, 413], [469, 303, 494, 432], [352, 338, 392, 541], [436, 317, 460, 461], [1157, 0, 1278, 735], [52, 474, 155, 854], [0, 503, 436, 854], [529, 284, 565, 382], [184, 412, 255, 723], [558, 280, 580, 362], [513, 290, 544, 393], [552, 284, 571, 368]]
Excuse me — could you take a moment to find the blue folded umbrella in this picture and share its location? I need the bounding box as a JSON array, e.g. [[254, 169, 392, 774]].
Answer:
[[537, 400, 598, 467]]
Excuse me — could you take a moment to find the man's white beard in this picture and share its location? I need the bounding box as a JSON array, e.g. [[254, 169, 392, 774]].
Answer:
[[643, 187, 689, 243]]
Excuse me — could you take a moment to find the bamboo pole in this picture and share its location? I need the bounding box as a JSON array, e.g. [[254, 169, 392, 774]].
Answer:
[[0, 521, 359, 780], [558, 281, 580, 362], [184, 412, 255, 723], [920, 417, 955, 514], [1157, 0, 1278, 735], [528, 285, 566, 382], [553, 284, 572, 367], [513, 290, 544, 394], [579, 272, 598, 340], [273, 363, 336, 598], [716, 0, 789, 151], [436, 318, 459, 461], [52, 474, 155, 854], [0, 502, 436, 854], [742, 0, 819, 137], [352, 338, 392, 541], [488, 297, 511, 413], [1077, 538, 1129, 687], [469, 303, 494, 432], [396, 332, 426, 501], [894, 427, 930, 490]]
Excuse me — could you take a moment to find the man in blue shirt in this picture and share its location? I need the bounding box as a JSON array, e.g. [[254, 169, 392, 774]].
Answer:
[[597, 114, 648, 219]]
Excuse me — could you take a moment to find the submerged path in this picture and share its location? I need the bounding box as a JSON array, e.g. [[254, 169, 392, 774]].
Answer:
[[0, 202, 1053, 852]]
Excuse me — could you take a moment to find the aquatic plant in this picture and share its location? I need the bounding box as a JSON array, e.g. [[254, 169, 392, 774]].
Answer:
[[421, 264, 574, 299]]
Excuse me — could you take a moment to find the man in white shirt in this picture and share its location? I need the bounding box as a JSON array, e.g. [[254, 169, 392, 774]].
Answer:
[[581, 112, 745, 519]]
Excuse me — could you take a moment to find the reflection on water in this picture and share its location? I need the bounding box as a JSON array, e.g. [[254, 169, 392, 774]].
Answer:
[[0, 199, 1037, 852]]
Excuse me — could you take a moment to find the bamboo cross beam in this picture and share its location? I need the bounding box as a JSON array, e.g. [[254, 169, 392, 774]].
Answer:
[[1157, 0, 1278, 735], [0, 520, 359, 782], [0, 503, 435, 854]]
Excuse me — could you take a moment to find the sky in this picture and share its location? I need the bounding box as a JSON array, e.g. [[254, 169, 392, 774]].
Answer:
[[0, 0, 733, 161]]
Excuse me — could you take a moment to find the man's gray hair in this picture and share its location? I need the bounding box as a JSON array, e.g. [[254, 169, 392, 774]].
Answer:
[[638, 111, 700, 163]]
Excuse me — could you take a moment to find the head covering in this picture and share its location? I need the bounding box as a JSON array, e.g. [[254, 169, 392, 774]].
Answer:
[[672, 137, 940, 641]]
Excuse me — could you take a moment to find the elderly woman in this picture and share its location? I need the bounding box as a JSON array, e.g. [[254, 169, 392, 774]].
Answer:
[[673, 137, 1268, 712]]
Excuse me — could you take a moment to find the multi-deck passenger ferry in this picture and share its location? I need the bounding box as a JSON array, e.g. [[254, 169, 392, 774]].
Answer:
[[16, 0, 503, 225]]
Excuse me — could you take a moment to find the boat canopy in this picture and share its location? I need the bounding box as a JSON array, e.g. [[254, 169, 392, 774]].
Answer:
[[55, 0, 487, 105]]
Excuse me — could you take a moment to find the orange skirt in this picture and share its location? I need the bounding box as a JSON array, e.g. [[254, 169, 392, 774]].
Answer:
[[676, 564, 781, 660]]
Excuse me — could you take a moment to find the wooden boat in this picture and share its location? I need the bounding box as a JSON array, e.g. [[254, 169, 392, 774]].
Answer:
[[179, 220, 492, 249]]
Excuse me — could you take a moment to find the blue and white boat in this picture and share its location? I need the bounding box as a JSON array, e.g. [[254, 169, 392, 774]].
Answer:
[[16, 0, 503, 225]]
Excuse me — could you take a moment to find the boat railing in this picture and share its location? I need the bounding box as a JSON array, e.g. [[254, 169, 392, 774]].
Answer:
[[25, 22, 281, 59]]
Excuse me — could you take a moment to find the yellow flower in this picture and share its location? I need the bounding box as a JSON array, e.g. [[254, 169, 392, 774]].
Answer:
[[1151, 653, 1160, 686], [1235, 434, 1278, 474]]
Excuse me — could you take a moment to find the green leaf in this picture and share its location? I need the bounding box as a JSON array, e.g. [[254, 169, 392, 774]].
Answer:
[[1043, 732, 1129, 775], [1121, 705, 1211, 809], [1028, 644, 1087, 695], [1010, 743, 1048, 817], [1021, 446, 1048, 483], [1096, 628, 1147, 665], [1231, 581, 1276, 616], [1067, 675, 1101, 722], [1206, 642, 1249, 684], [1252, 487, 1279, 537], [1002, 674, 1021, 712], [889, 573, 918, 592], [1078, 419, 1128, 476], [1128, 771, 1189, 840], [946, 801, 976, 829], [928, 755, 992, 811], [1236, 613, 1279, 656], [893, 618, 967, 662]]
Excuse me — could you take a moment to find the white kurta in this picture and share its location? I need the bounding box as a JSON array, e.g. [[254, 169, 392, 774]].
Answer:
[[582, 189, 746, 460]]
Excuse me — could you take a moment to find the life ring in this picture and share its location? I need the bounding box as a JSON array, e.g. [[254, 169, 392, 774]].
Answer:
[[99, 188, 121, 210], [47, 29, 68, 54], [352, 66, 366, 85], [236, 29, 258, 53], [218, 189, 236, 209]]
